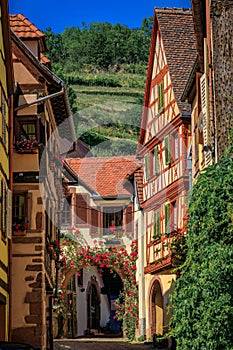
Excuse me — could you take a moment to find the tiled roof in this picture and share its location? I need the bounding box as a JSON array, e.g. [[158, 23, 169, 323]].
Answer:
[[155, 8, 197, 114], [9, 14, 45, 39], [40, 53, 50, 64], [65, 156, 140, 197]]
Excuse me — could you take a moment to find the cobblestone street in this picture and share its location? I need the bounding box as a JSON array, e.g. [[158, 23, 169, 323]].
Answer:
[[54, 338, 156, 350]]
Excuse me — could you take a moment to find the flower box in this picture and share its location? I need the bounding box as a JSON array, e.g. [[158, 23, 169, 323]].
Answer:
[[14, 138, 44, 154], [13, 222, 28, 235], [13, 229, 26, 236]]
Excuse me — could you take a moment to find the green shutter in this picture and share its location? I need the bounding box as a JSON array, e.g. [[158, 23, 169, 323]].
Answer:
[[144, 153, 149, 181], [153, 210, 161, 240], [164, 135, 171, 165], [164, 202, 171, 236], [158, 81, 164, 112], [154, 146, 159, 174]]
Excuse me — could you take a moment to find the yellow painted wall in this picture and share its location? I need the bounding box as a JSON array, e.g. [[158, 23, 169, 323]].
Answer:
[[144, 272, 175, 338], [0, 3, 11, 341]]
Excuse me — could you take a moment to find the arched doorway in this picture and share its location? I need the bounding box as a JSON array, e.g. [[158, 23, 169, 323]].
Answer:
[[150, 280, 163, 336], [101, 268, 123, 333], [87, 279, 100, 330]]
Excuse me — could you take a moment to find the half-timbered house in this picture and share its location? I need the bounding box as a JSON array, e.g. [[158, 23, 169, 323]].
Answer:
[[136, 8, 197, 339], [0, 0, 13, 341], [9, 15, 75, 349]]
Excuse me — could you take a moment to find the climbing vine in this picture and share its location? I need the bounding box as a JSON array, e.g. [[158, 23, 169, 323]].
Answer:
[[55, 227, 138, 340], [169, 145, 233, 349]]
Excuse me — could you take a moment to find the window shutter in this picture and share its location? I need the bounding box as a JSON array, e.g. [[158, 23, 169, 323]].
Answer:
[[200, 38, 212, 166], [164, 202, 171, 235], [153, 210, 161, 239], [158, 81, 164, 112], [164, 135, 171, 165], [2, 181, 6, 237], [144, 153, 149, 181], [154, 146, 159, 174], [90, 207, 99, 235], [76, 194, 88, 225], [27, 192, 32, 230], [7, 189, 12, 239], [124, 204, 133, 234]]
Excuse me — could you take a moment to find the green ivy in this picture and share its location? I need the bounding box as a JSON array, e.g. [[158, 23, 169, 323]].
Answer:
[[169, 147, 233, 349]]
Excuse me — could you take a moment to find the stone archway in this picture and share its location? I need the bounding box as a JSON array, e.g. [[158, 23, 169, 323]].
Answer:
[[149, 278, 164, 337]]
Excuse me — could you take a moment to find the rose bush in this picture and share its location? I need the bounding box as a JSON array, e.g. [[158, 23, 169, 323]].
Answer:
[[56, 227, 138, 340]]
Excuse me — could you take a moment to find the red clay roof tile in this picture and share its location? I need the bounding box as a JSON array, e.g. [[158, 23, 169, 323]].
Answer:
[[65, 156, 140, 197], [9, 14, 45, 39]]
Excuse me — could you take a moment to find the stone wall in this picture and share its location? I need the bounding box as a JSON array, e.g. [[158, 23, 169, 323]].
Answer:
[[211, 0, 233, 159]]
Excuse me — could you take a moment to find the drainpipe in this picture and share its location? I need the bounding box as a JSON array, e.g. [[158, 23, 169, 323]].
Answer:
[[138, 210, 146, 339]]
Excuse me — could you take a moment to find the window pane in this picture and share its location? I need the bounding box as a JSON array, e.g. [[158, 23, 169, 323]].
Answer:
[[20, 123, 36, 140], [13, 194, 26, 224]]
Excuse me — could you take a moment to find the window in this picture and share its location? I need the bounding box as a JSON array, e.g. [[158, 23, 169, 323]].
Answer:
[[171, 200, 178, 232], [153, 210, 161, 240], [12, 193, 27, 227], [153, 146, 160, 175], [171, 132, 179, 161], [164, 202, 171, 236], [164, 135, 171, 165], [15, 117, 39, 142], [20, 122, 36, 140], [103, 207, 123, 235], [158, 81, 164, 112], [61, 196, 72, 228]]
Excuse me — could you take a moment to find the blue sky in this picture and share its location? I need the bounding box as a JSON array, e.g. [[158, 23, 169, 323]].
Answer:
[[9, 0, 191, 33]]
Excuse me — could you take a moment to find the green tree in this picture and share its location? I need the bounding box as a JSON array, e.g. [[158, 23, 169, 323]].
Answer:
[[169, 148, 233, 349]]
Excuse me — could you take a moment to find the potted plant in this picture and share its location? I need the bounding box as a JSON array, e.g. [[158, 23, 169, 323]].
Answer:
[[13, 222, 27, 236]]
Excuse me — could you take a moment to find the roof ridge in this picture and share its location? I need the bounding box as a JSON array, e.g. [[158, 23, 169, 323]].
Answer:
[[155, 7, 192, 14]]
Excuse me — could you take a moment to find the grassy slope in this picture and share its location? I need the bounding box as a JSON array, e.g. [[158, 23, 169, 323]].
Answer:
[[71, 72, 146, 156]]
